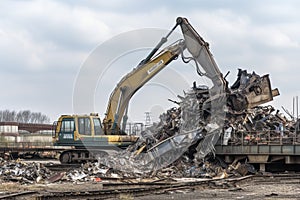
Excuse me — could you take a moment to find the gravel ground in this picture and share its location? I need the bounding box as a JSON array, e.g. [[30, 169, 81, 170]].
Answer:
[[1, 177, 300, 200], [132, 181, 300, 200]]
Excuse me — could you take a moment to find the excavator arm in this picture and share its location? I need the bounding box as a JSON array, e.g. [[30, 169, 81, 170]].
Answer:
[[131, 17, 280, 166], [103, 40, 185, 135], [103, 17, 227, 136], [176, 17, 227, 94], [103, 16, 279, 137], [176, 17, 279, 110]]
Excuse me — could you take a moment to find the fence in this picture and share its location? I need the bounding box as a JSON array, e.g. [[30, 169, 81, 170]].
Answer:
[[219, 129, 300, 146]]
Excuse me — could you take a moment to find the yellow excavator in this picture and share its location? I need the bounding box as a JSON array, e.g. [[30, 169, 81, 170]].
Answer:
[[53, 29, 186, 163], [53, 17, 279, 163]]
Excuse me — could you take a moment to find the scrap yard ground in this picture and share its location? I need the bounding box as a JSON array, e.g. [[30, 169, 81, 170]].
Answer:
[[1, 165, 300, 200], [134, 182, 300, 200]]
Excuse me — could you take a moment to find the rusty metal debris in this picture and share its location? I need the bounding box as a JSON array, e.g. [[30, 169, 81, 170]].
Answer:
[[0, 157, 254, 185], [0, 158, 53, 184], [96, 68, 281, 176], [221, 104, 299, 146]]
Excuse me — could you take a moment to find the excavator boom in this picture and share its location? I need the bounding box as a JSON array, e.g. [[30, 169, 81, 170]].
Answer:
[[176, 17, 227, 93], [103, 40, 185, 134]]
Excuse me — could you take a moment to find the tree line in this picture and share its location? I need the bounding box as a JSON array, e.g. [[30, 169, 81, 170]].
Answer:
[[0, 110, 50, 124]]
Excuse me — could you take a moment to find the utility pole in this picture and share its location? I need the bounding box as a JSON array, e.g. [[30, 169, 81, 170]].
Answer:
[[145, 112, 152, 127], [293, 96, 295, 119]]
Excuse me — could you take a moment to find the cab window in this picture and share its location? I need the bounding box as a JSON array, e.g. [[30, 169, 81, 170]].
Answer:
[[78, 117, 91, 135], [93, 118, 103, 135], [60, 119, 74, 132]]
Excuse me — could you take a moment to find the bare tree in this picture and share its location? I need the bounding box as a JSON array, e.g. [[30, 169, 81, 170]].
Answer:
[[0, 110, 50, 124], [16, 112, 23, 122], [22, 110, 31, 123], [2, 110, 11, 121], [10, 110, 16, 122]]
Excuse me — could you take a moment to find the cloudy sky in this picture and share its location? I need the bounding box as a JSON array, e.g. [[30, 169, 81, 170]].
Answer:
[[0, 0, 300, 123]]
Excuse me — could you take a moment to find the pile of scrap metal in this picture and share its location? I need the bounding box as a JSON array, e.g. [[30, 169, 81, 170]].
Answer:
[[0, 69, 286, 183], [222, 105, 299, 146], [0, 158, 53, 184], [0, 158, 134, 184], [0, 158, 255, 185], [65, 157, 256, 181], [97, 68, 281, 175]]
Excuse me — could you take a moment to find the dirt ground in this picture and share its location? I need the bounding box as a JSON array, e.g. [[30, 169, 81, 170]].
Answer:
[[132, 182, 300, 200], [1, 178, 300, 200]]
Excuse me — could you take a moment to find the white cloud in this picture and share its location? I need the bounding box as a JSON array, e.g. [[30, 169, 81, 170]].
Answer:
[[253, 26, 299, 48], [0, 0, 299, 121]]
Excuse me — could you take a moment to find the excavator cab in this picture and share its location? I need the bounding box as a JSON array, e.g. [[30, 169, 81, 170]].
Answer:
[[53, 113, 104, 147], [53, 113, 138, 163]]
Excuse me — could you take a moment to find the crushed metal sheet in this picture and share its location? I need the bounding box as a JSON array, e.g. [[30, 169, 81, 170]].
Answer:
[[96, 69, 280, 176]]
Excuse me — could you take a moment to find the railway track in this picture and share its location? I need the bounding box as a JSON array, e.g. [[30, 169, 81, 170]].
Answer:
[[1, 173, 299, 199], [253, 173, 300, 185], [34, 176, 251, 200], [0, 191, 37, 200]]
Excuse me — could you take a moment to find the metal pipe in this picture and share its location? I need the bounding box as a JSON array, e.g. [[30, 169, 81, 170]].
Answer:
[[297, 96, 299, 121], [140, 22, 179, 65], [293, 96, 295, 119]]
